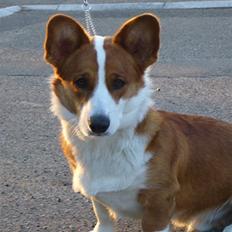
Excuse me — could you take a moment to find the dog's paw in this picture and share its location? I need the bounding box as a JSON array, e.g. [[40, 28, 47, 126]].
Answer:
[[90, 223, 113, 232]]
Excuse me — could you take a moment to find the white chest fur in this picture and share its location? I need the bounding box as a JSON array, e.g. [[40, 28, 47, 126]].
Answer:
[[62, 121, 151, 217], [96, 188, 144, 219]]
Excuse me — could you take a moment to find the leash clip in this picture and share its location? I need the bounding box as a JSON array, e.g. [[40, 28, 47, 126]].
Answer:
[[82, 0, 91, 11]]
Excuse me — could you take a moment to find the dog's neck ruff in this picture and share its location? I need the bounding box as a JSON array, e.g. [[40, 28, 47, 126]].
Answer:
[[71, 126, 152, 196], [59, 73, 153, 195]]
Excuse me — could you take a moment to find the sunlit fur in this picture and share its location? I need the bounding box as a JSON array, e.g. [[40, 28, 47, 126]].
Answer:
[[51, 36, 153, 141], [45, 13, 232, 232]]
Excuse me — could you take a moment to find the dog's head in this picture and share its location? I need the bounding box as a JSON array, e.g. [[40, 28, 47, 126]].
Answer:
[[44, 13, 160, 139]]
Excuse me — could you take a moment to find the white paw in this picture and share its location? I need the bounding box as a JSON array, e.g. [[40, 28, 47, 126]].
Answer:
[[90, 223, 113, 232], [223, 225, 232, 232], [156, 225, 170, 232]]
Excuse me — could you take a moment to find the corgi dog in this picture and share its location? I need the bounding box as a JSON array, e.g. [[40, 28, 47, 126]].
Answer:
[[44, 13, 232, 232]]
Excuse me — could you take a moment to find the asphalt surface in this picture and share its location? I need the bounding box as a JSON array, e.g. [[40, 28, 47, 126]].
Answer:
[[0, 0, 225, 7], [0, 5, 232, 232]]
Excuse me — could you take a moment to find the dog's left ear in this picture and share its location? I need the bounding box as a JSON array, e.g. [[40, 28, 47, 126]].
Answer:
[[113, 13, 160, 70]]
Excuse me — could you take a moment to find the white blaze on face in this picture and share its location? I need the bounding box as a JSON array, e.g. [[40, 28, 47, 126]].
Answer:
[[91, 36, 113, 116], [79, 36, 121, 136], [78, 36, 152, 138]]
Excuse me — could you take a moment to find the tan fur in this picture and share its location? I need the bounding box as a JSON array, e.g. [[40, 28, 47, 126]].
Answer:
[[44, 14, 90, 69], [60, 134, 76, 173], [137, 110, 232, 231], [104, 38, 145, 101], [44, 13, 232, 232], [45, 14, 158, 112], [53, 43, 99, 114], [113, 13, 160, 71]]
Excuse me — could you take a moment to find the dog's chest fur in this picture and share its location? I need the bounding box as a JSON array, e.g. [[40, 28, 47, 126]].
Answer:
[[62, 121, 151, 217]]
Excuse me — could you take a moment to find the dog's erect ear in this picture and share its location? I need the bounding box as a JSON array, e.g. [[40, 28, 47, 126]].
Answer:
[[44, 14, 90, 69], [113, 13, 160, 70]]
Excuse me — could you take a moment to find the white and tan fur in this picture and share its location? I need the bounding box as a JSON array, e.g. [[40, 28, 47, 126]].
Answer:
[[44, 14, 232, 232]]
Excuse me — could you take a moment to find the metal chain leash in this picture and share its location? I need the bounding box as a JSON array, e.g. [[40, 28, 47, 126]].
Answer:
[[82, 0, 97, 35]]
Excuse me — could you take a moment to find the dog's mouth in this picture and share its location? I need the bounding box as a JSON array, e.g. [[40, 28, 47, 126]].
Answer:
[[89, 131, 110, 137]]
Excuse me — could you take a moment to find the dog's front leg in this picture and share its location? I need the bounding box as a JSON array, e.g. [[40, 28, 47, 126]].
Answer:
[[156, 225, 171, 232], [139, 189, 175, 232], [142, 209, 171, 232], [90, 198, 114, 232]]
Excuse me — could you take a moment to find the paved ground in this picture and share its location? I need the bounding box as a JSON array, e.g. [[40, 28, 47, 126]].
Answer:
[[0, 0, 229, 8], [0, 0, 227, 7], [0, 4, 232, 232]]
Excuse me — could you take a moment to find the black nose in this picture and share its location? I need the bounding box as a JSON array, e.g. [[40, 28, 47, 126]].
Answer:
[[89, 115, 110, 134]]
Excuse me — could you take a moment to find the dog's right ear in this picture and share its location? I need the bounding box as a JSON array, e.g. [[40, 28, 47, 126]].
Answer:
[[44, 14, 90, 69], [113, 13, 160, 70]]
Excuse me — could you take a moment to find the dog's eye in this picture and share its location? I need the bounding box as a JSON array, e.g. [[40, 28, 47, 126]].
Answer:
[[112, 78, 126, 90], [74, 75, 88, 90]]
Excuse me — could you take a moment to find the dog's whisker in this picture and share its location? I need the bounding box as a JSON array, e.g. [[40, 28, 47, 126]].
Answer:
[[72, 124, 82, 137], [72, 125, 78, 136]]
